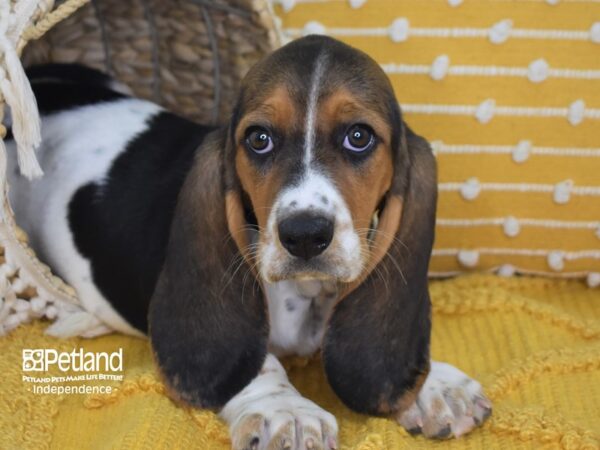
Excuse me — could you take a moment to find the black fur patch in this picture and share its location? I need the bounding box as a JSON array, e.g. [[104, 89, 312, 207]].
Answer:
[[148, 138, 268, 409], [27, 63, 116, 88], [27, 64, 126, 115], [68, 112, 214, 331]]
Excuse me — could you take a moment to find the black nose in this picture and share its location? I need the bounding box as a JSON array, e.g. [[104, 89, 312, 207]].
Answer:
[[278, 213, 334, 260]]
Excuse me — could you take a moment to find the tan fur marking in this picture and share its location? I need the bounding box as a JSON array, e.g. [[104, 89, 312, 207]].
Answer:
[[236, 86, 295, 145], [395, 369, 429, 415], [236, 149, 280, 228], [225, 191, 254, 271], [336, 147, 393, 230], [377, 367, 429, 416], [339, 195, 403, 299], [320, 89, 392, 145], [150, 349, 193, 407], [235, 86, 295, 230]]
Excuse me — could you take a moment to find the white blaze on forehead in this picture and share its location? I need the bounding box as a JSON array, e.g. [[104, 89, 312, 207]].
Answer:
[[303, 53, 328, 168]]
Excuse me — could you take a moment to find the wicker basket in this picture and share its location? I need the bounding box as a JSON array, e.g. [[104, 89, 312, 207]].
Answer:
[[0, 0, 281, 336]]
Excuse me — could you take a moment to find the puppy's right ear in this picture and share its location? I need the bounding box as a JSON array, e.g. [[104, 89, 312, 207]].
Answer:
[[149, 130, 268, 409]]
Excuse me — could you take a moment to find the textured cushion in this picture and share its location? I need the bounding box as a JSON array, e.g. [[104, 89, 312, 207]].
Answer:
[[272, 0, 600, 285], [2, 275, 599, 449]]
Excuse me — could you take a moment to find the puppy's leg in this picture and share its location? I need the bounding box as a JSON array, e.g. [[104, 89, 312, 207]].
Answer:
[[397, 361, 492, 439], [220, 354, 338, 450]]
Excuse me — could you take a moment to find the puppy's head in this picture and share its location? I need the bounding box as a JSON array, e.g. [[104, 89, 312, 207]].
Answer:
[[151, 36, 436, 415], [226, 35, 402, 284]]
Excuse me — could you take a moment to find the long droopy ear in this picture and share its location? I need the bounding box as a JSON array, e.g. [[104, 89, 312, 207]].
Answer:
[[149, 130, 268, 410], [323, 124, 437, 417]]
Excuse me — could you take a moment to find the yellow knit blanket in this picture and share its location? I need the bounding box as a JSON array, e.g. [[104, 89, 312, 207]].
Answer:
[[1, 274, 599, 449]]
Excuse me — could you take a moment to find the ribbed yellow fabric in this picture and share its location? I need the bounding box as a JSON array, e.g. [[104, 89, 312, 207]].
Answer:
[[1, 274, 598, 449], [273, 0, 600, 280]]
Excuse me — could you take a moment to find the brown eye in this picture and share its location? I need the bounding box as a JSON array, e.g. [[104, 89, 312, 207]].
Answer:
[[343, 125, 374, 153], [245, 127, 273, 154]]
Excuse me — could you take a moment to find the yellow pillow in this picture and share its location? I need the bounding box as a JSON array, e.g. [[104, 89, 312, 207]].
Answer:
[[273, 0, 600, 286]]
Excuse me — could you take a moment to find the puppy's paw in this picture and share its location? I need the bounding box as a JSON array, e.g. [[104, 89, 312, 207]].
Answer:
[[397, 361, 492, 439], [229, 397, 338, 450]]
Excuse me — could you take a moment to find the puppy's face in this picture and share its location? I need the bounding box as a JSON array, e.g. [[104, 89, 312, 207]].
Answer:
[[230, 36, 400, 283]]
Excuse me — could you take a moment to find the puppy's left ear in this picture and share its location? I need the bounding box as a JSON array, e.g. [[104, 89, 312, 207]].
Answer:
[[149, 130, 268, 410], [323, 123, 437, 417]]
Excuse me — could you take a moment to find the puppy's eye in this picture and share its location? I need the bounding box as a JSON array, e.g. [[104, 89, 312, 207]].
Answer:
[[245, 127, 274, 154], [343, 125, 375, 153]]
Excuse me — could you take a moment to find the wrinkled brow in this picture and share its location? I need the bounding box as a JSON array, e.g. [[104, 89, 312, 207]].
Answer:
[[319, 90, 393, 145], [236, 86, 297, 138]]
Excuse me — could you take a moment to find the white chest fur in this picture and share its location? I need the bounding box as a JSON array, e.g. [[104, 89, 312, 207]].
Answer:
[[264, 279, 338, 356]]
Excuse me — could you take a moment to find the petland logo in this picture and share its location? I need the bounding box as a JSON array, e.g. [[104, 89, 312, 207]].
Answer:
[[22, 348, 123, 372]]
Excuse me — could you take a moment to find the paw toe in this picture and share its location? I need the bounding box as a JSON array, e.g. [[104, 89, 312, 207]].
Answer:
[[432, 424, 452, 440], [473, 395, 493, 425], [301, 425, 323, 450], [406, 426, 422, 436], [266, 417, 296, 450], [232, 414, 265, 450], [304, 435, 324, 450], [321, 419, 338, 450], [397, 402, 423, 432]]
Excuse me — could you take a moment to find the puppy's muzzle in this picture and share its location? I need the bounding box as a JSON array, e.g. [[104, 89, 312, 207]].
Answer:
[[277, 213, 334, 260]]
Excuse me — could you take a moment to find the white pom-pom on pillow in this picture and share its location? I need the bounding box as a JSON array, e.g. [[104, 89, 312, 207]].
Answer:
[[389, 18, 410, 42], [528, 58, 549, 83], [553, 179, 573, 204], [590, 22, 600, 43], [547, 251, 565, 271], [568, 99, 585, 126], [489, 19, 512, 44], [303, 21, 326, 36], [587, 273, 600, 288], [476, 99, 496, 124], [431, 55, 450, 81], [277, 0, 296, 13], [348, 0, 367, 8], [461, 177, 481, 201], [458, 250, 480, 268], [512, 140, 531, 163], [503, 216, 520, 237], [498, 264, 516, 277]]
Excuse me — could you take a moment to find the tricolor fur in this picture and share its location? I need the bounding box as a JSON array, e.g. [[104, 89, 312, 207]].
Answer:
[[7, 37, 491, 449]]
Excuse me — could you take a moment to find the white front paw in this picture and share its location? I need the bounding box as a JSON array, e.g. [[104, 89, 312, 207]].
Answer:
[[221, 355, 338, 449], [228, 395, 338, 450], [398, 361, 492, 439]]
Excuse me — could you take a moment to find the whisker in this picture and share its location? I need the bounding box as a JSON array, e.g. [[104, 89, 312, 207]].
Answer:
[[241, 252, 263, 305], [220, 243, 261, 293], [355, 227, 408, 285]]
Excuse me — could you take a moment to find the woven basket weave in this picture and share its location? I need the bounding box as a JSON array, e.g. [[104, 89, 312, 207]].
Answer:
[[23, 0, 280, 123], [0, 0, 280, 336]]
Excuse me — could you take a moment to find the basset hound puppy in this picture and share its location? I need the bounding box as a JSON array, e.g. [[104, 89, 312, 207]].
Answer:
[[7, 36, 491, 448]]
